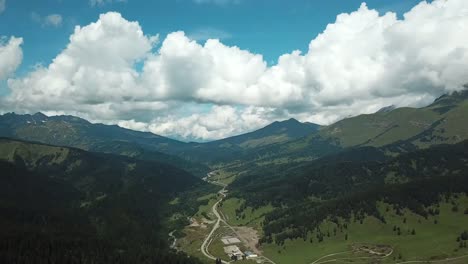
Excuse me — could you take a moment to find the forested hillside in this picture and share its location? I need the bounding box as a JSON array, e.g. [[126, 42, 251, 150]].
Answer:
[[0, 138, 204, 264], [227, 141, 468, 245]]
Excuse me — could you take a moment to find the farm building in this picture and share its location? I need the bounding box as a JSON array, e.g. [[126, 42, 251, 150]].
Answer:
[[223, 245, 243, 259], [221, 236, 241, 245], [244, 251, 258, 259]]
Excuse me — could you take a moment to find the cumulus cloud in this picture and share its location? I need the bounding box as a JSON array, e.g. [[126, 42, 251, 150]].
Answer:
[[0, 0, 5, 14], [0, 36, 23, 80], [4, 0, 468, 140], [8, 12, 157, 116], [119, 105, 276, 141], [140, 31, 267, 103]]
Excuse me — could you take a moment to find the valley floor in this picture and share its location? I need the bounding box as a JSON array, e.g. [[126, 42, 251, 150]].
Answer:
[[175, 171, 468, 264]]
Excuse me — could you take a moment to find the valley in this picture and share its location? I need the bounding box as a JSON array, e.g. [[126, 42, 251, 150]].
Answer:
[[176, 169, 468, 264], [178, 171, 468, 264], [3, 2, 468, 264], [1, 91, 468, 264]]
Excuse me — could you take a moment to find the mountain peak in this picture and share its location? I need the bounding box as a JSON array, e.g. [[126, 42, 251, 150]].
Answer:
[[285, 117, 300, 123], [33, 112, 48, 119], [33, 112, 46, 116], [51, 115, 90, 124], [431, 88, 468, 107], [377, 105, 396, 113]]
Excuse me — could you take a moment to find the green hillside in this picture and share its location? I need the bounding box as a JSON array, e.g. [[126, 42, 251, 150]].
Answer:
[[223, 140, 468, 263], [207, 118, 319, 149], [263, 196, 468, 264], [0, 138, 205, 264], [0, 113, 210, 176], [307, 90, 468, 150], [237, 90, 468, 168], [0, 113, 321, 166]]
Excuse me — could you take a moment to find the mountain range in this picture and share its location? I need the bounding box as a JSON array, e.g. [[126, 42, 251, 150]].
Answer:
[[0, 112, 321, 164], [1, 89, 468, 263]]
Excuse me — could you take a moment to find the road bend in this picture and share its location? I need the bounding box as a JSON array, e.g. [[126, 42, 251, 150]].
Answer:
[[200, 173, 276, 264]]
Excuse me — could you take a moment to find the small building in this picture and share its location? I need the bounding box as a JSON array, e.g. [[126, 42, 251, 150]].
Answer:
[[244, 251, 258, 259], [221, 236, 241, 245], [224, 245, 243, 259]]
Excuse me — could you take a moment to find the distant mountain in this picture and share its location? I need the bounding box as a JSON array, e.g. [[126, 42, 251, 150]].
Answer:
[[0, 112, 209, 176], [245, 89, 468, 166], [166, 118, 321, 164], [376, 105, 396, 113], [0, 137, 203, 264], [207, 118, 320, 149], [0, 113, 320, 165], [3, 89, 466, 167], [317, 89, 468, 148], [217, 118, 320, 148]]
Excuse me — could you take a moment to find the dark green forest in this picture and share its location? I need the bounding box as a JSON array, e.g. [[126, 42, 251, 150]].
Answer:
[[0, 139, 205, 264]]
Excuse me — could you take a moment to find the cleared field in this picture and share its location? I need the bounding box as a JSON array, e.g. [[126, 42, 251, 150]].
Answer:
[[208, 170, 238, 186], [209, 225, 259, 263], [177, 225, 212, 264], [177, 192, 219, 264], [220, 197, 274, 229]]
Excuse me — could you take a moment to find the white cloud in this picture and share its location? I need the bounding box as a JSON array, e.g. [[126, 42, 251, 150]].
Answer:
[[141, 31, 267, 103], [8, 12, 157, 116], [4, 0, 468, 140], [44, 14, 63, 27], [119, 105, 274, 141], [31, 12, 63, 28], [0, 36, 23, 80], [0, 0, 5, 14]]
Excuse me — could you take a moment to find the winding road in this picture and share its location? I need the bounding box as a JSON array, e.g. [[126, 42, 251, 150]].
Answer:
[[192, 174, 467, 264], [200, 183, 229, 263], [199, 173, 277, 264], [169, 230, 177, 250], [310, 248, 394, 264]]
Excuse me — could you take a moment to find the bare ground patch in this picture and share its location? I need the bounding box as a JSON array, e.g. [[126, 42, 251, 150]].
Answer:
[[233, 226, 261, 255]]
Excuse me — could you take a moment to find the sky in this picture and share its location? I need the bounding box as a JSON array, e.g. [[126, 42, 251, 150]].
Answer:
[[0, 0, 467, 142]]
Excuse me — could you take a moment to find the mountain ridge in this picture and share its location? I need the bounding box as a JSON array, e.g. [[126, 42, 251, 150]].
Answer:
[[204, 117, 320, 149]]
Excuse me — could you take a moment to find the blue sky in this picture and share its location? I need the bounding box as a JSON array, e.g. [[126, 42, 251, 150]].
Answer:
[[2, 0, 465, 142], [1, 0, 421, 77]]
